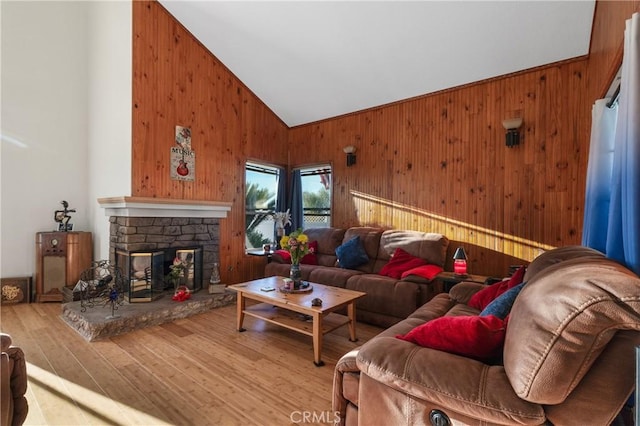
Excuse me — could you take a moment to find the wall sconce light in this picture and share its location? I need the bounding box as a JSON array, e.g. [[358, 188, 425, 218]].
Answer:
[[453, 247, 468, 276], [502, 117, 523, 148], [343, 145, 357, 167]]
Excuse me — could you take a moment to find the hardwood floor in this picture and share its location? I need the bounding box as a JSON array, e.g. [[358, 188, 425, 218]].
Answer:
[[1, 302, 382, 425]]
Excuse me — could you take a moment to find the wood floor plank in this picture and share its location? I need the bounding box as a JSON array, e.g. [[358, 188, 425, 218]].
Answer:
[[1, 301, 383, 425]]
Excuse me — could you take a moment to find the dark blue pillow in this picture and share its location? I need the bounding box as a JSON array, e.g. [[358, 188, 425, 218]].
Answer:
[[335, 236, 369, 269], [480, 282, 526, 319]]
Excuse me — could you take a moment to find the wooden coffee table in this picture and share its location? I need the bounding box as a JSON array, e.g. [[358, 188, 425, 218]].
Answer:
[[229, 276, 366, 366]]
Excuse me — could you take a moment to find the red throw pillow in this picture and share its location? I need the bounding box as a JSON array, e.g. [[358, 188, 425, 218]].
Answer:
[[273, 241, 318, 265], [401, 264, 443, 281], [468, 266, 526, 310], [396, 315, 506, 362], [274, 249, 291, 263], [301, 241, 318, 265], [379, 248, 428, 279]]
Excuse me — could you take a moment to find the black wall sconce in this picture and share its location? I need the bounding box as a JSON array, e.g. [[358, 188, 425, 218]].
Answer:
[[502, 117, 523, 148], [343, 145, 357, 167]]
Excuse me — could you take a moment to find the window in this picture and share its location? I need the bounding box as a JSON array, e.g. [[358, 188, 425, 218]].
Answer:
[[245, 162, 280, 249], [298, 164, 332, 229]]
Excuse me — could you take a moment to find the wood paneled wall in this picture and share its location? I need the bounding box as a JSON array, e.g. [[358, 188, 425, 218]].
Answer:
[[131, 0, 639, 280], [288, 1, 640, 276], [288, 64, 587, 275], [131, 1, 288, 283]]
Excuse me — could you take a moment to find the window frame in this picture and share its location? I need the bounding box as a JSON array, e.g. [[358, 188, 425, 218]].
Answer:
[[295, 163, 332, 229], [244, 161, 281, 249]]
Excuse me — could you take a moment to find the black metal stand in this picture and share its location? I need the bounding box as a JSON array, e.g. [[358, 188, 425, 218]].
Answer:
[[78, 260, 125, 319]]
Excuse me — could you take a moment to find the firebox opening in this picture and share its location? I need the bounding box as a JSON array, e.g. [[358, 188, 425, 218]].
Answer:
[[116, 246, 203, 302]]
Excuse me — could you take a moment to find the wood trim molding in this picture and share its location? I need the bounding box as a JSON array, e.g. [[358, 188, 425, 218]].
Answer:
[[97, 196, 232, 218]]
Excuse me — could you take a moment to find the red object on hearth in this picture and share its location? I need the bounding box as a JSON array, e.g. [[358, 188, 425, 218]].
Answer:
[[172, 286, 191, 302]]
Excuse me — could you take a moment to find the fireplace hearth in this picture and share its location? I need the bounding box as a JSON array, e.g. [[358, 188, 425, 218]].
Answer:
[[61, 289, 236, 341]]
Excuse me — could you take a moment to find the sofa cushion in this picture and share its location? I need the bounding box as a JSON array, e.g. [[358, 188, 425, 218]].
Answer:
[[342, 227, 384, 273], [396, 315, 506, 362], [401, 264, 443, 283], [379, 230, 449, 267], [336, 236, 369, 269], [480, 282, 526, 319], [468, 266, 526, 310], [305, 228, 346, 267], [308, 266, 363, 288], [379, 248, 427, 279], [346, 274, 419, 321]]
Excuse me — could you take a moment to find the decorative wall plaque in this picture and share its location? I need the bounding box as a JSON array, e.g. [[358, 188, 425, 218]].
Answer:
[[171, 125, 195, 181], [1, 277, 31, 304]]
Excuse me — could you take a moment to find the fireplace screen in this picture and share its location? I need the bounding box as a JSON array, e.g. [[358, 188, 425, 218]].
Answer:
[[174, 248, 203, 292], [116, 250, 164, 302]]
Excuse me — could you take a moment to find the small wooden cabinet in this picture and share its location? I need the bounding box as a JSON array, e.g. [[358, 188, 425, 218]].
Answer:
[[35, 231, 93, 302]]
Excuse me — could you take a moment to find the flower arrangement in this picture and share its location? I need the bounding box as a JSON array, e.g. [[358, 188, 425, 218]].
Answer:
[[279, 228, 313, 265], [166, 256, 192, 289]]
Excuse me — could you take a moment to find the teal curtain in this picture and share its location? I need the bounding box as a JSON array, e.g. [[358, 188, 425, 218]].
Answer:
[[289, 169, 303, 231]]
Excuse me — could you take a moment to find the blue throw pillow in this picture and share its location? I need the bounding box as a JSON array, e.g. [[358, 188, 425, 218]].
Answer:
[[335, 236, 369, 269], [480, 282, 526, 319]]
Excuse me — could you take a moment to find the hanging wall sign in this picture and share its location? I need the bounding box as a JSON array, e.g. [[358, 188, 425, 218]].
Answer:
[[171, 125, 195, 181]]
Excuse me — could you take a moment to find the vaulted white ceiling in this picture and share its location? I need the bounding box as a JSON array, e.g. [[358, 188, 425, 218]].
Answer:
[[159, 1, 596, 127]]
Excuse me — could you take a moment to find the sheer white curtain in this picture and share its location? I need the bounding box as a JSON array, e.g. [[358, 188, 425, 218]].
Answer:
[[583, 12, 640, 275]]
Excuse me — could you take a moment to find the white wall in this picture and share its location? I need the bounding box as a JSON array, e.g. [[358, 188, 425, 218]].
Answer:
[[1, 1, 89, 278], [87, 1, 132, 261], [0, 1, 132, 278]]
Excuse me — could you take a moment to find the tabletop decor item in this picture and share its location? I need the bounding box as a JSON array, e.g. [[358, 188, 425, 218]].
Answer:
[[208, 262, 225, 294], [54, 200, 76, 232], [280, 228, 313, 289], [280, 278, 312, 293], [271, 209, 292, 239]]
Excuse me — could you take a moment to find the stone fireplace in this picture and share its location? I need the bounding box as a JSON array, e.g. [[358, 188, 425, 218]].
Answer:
[[98, 197, 232, 294]]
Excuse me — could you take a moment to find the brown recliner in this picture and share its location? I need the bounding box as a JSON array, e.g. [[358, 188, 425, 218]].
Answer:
[[333, 246, 640, 425], [1, 333, 28, 426]]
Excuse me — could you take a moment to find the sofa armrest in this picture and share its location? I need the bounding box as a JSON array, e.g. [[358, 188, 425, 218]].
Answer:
[[356, 337, 544, 425], [1, 352, 11, 426], [448, 282, 486, 304], [1, 341, 28, 426], [0, 334, 11, 353], [335, 348, 360, 374], [333, 349, 360, 426]]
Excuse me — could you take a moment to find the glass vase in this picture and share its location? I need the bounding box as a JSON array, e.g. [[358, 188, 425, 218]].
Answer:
[[289, 264, 302, 289]]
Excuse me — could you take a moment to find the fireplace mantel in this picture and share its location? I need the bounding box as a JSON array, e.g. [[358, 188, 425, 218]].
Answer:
[[98, 196, 232, 218]]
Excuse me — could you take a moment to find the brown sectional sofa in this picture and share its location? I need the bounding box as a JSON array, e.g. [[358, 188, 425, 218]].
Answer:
[[264, 227, 449, 328], [1, 333, 28, 426], [332, 246, 640, 425]]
